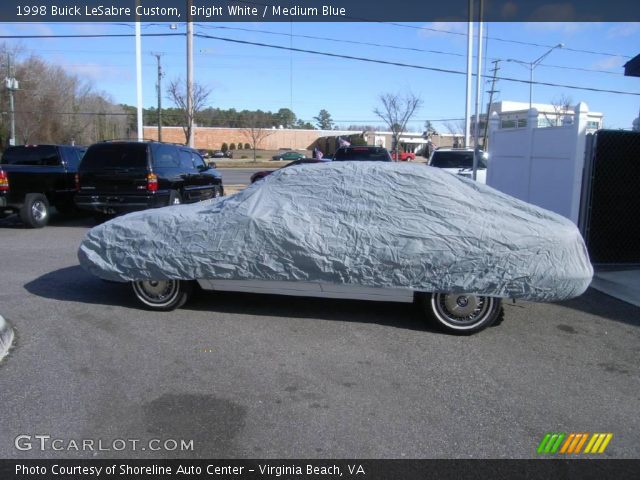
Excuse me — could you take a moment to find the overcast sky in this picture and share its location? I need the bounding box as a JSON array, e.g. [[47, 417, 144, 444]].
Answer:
[[1, 21, 639, 131]]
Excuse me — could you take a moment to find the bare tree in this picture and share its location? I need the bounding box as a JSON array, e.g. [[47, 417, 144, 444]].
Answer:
[[550, 94, 573, 126], [443, 120, 465, 147], [167, 77, 211, 144], [373, 92, 423, 159], [6, 53, 126, 145], [241, 113, 275, 162]]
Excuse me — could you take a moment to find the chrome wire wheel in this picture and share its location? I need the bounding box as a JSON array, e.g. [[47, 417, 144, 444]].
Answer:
[[429, 293, 499, 333], [132, 280, 180, 308], [31, 199, 48, 222]]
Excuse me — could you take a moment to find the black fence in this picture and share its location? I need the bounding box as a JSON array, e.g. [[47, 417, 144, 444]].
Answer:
[[581, 130, 640, 264]]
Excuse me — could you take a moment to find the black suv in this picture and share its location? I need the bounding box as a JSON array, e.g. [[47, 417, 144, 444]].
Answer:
[[75, 141, 224, 217]]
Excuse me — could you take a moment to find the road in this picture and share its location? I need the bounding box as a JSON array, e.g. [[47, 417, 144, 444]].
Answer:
[[219, 168, 274, 186], [0, 212, 639, 459]]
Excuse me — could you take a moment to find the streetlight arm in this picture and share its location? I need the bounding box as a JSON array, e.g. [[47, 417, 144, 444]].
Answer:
[[532, 43, 564, 66]]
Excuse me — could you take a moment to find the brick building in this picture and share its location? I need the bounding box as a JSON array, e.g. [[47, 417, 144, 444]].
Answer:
[[143, 126, 354, 152], [142, 126, 459, 156]]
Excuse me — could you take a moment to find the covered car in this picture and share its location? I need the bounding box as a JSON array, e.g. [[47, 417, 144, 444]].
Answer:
[[78, 162, 593, 334]]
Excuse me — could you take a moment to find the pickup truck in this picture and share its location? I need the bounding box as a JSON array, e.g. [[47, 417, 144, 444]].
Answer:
[[0, 144, 86, 228], [390, 151, 416, 161]]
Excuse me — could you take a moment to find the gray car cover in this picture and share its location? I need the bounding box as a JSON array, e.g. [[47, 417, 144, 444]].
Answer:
[[78, 162, 593, 302]]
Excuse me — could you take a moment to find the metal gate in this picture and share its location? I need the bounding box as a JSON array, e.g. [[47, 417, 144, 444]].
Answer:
[[580, 130, 640, 264]]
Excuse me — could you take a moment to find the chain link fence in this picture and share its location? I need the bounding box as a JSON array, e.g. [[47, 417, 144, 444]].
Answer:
[[581, 130, 640, 264]]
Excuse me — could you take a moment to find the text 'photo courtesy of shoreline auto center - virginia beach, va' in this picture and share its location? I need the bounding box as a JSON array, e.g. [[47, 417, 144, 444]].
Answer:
[[1, 1, 640, 479]]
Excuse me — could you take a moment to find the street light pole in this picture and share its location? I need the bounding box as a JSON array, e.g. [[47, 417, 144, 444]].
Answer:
[[472, 0, 484, 180], [186, 0, 194, 147], [135, 0, 143, 141], [528, 43, 564, 109], [464, 0, 473, 148]]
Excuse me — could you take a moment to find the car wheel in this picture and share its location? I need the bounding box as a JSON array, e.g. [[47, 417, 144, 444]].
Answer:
[[211, 186, 220, 198], [422, 292, 503, 334], [131, 280, 193, 311], [19, 193, 50, 228], [168, 190, 182, 205]]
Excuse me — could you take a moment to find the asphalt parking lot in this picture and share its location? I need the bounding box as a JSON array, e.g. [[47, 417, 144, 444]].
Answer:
[[0, 212, 639, 459]]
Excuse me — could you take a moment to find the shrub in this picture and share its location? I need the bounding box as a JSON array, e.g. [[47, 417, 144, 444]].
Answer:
[[256, 155, 263, 159], [349, 135, 367, 146], [241, 155, 248, 159], [229, 143, 236, 150], [221, 142, 228, 152]]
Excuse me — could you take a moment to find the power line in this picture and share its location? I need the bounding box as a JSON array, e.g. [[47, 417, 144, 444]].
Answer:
[[2, 30, 628, 77], [1, 110, 131, 116], [0, 33, 183, 39], [231, 1, 633, 58], [1, 17, 633, 60], [195, 23, 466, 58], [193, 32, 640, 97], [380, 22, 633, 59], [196, 23, 626, 76], [2, 32, 636, 95]]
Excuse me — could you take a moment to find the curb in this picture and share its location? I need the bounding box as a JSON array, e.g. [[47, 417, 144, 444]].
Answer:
[[0, 314, 15, 363]]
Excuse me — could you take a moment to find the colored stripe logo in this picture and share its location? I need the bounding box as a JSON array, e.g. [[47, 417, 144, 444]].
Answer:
[[537, 433, 612, 454]]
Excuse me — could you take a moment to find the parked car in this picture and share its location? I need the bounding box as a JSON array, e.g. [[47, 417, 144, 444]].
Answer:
[[391, 151, 416, 161], [0, 144, 86, 228], [428, 148, 488, 183], [250, 158, 329, 183], [333, 146, 393, 162], [272, 151, 306, 161], [78, 162, 592, 335], [197, 149, 210, 159], [75, 141, 223, 219], [212, 150, 233, 159]]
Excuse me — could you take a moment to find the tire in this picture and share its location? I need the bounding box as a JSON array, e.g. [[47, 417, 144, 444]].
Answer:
[[420, 292, 503, 334], [131, 280, 193, 311], [168, 190, 182, 206], [19, 193, 50, 228], [212, 185, 223, 198]]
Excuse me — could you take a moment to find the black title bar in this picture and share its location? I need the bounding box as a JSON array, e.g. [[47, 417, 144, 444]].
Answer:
[[1, 459, 640, 480], [0, 0, 639, 23]]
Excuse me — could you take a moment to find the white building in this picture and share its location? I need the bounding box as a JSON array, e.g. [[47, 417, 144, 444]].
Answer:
[[479, 100, 603, 132]]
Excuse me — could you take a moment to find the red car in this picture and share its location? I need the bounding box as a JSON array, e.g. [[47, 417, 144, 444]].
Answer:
[[391, 151, 416, 161], [250, 158, 328, 183]]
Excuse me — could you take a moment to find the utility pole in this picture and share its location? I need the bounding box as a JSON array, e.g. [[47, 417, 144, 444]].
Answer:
[[4, 53, 19, 146], [482, 60, 500, 149], [464, 0, 474, 148], [152, 53, 163, 142]]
